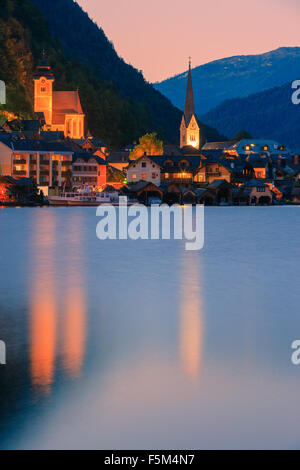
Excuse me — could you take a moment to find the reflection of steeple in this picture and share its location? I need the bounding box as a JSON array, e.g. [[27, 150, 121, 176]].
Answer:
[[183, 59, 196, 126], [179, 251, 204, 380]]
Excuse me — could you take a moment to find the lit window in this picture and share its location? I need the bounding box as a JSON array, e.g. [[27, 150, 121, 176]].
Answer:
[[132, 174, 137, 179], [142, 173, 146, 179], [165, 173, 169, 179], [152, 173, 156, 179]]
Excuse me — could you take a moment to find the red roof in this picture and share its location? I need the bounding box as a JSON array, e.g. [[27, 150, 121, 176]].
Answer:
[[52, 91, 83, 124]]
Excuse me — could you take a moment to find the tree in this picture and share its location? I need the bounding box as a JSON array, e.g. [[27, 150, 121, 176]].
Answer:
[[232, 130, 253, 141], [129, 132, 163, 160]]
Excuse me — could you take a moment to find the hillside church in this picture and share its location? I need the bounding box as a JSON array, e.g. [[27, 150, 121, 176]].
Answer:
[[180, 60, 201, 150], [33, 57, 85, 139]]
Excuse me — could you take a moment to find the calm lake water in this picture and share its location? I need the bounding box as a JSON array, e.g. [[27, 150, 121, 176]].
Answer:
[[0, 206, 300, 450]]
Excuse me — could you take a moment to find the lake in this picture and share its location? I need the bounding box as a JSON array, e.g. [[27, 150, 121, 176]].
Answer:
[[0, 206, 300, 450]]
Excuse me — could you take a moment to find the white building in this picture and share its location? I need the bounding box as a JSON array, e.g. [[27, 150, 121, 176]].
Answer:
[[127, 155, 161, 185]]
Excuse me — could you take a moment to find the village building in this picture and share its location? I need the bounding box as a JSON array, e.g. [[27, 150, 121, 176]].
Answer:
[[0, 138, 73, 194], [194, 161, 232, 184], [180, 60, 201, 150], [121, 181, 163, 204], [126, 155, 161, 185], [107, 151, 131, 172], [240, 179, 273, 205], [73, 134, 108, 159], [33, 57, 85, 139], [72, 153, 107, 190]]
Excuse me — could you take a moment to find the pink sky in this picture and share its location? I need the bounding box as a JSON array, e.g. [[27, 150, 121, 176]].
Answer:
[[77, 0, 300, 82]]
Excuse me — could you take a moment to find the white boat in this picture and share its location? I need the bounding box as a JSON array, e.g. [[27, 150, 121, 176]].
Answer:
[[48, 190, 118, 206]]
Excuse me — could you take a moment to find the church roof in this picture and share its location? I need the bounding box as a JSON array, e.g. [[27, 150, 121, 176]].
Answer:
[[52, 91, 84, 124], [183, 63, 196, 126]]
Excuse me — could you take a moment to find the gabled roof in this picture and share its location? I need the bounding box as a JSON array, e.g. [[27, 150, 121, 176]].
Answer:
[[128, 181, 161, 193], [208, 179, 231, 189], [241, 178, 267, 188], [181, 145, 202, 156], [149, 155, 203, 170], [73, 152, 106, 165], [202, 141, 235, 151], [107, 151, 130, 163], [52, 91, 83, 124]]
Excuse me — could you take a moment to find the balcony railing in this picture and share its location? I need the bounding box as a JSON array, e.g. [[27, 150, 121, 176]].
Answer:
[[13, 170, 27, 176]]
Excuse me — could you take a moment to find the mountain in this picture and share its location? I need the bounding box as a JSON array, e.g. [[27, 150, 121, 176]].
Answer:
[[27, 0, 223, 146], [154, 48, 300, 115], [201, 81, 300, 150]]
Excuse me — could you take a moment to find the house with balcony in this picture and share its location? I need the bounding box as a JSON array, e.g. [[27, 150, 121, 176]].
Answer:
[[194, 160, 232, 184], [0, 138, 74, 194]]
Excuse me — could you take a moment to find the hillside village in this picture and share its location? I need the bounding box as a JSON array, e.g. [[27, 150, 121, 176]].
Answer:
[[0, 57, 300, 206]]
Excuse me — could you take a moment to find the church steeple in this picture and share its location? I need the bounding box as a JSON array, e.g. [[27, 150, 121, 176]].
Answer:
[[33, 53, 55, 125], [180, 58, 201, 150], [184, 57, 196, 126]]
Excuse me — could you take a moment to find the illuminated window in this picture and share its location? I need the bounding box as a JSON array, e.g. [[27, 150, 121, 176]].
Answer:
[[165, 173, 169, 179], [132, 174, 137, 179], [152, 173, 156, 179], [142, 173, 146, 179], [190, 135, 196, 142]]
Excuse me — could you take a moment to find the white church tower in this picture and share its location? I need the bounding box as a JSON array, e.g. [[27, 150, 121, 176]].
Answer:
[[180, 59, 201, 149]]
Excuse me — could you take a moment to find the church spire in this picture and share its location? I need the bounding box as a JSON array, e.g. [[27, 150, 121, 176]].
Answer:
[[180, 57, 200, 149], [184, 57, 195, 126]]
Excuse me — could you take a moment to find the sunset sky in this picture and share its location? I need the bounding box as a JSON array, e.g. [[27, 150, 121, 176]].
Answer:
[[77, 0, 300, 82]]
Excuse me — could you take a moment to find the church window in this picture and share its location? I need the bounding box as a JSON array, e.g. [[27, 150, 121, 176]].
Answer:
[[41, 87, 46, 93]]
